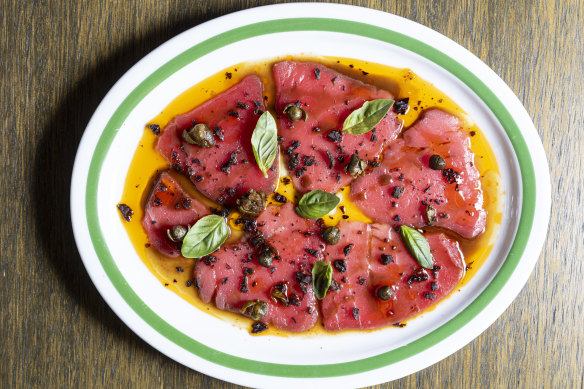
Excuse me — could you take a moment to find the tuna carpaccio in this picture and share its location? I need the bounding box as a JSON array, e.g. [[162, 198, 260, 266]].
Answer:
[[194, 203, 321, 332], [156, 75, 278, 207], [351, 109, 486, 239], [142, 171, 210, 257], [273, 61, 402, 194], [320, 221, 465, 331], [139, 62, 487, 333], [193, 204, 465, 332]]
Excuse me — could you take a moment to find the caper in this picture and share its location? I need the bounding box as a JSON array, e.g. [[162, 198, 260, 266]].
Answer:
[[344, 153, 367, 178], [376, 286, 394, 301], [249, 234, 265, 249], [429, 154, 446, 170], [183, 123, 215, 147], [236, 189, 267, 217], [283, 103, 308, 122], [166, 225, 188, 242], [425, 204, 436, 225], [258, 245, 276, 268], [270, 282, 289, 306], [241, 300, 268, 320], [321, 226, 341, 245]]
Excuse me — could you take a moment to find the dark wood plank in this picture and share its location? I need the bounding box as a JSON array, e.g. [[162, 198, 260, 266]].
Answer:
[[1, 0, 582, 387]]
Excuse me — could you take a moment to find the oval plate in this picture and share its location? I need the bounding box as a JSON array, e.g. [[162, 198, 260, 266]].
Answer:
[[70, 4, 550, 387]]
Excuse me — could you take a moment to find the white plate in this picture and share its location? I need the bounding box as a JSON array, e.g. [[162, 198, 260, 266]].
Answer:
[[70, 3, 550, 388]]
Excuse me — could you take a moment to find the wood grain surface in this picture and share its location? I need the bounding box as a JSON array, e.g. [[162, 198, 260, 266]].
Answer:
[[1, 0, 582, 387]]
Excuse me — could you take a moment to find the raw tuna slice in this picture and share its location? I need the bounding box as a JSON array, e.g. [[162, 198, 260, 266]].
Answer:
[[156, 75, 278, 207], [273, 61, 402, 194], [142, 171, 210, 257], [256, 201, 326, 262], [321, 221, 465, 331], [194, 203, 323, 332], [351, 109, 486, 239]]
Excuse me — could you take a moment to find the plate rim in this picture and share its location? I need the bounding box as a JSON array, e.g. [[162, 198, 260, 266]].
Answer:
[[70, 3, 550, 386]]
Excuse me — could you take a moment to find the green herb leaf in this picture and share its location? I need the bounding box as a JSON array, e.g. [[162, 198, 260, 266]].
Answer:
[[295, 190, 340, 219], [399, 225, 433, 269], [181, 215, 229, 258], [312, 260, 333, 300], [251, 111, 278, 178], [342, 99, 394, 135]]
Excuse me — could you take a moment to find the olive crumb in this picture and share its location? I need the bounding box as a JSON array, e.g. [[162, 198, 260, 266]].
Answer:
[[333, 259, 347, 273], [326, 130, 343, 143], [148, 124, 160, 135], [117, 204, 133, 221], [392, 186, 405, 199], [273, 193, 287, 203], [393, 98, 409, 114]]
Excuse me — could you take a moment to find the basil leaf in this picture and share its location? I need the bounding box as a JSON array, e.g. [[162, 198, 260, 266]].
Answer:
[[342, 99, 394, 135], [312, 260, 333, 300], [181, 215, 229, 258], [251, 111, 278, 178], [399, 225, 434, 269], [295, 190, 340, 219]]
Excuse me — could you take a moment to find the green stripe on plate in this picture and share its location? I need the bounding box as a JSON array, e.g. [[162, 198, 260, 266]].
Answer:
[[85, 18, 535, 377]]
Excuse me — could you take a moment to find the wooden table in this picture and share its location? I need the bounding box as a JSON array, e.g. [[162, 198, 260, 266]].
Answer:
[[2, 0, 582, 387]]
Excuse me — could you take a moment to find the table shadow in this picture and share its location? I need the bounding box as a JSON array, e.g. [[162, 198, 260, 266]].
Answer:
[[31, 6, 237, 365]]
